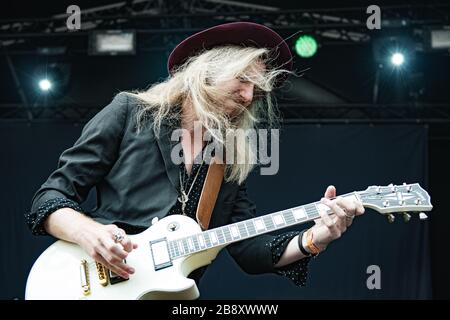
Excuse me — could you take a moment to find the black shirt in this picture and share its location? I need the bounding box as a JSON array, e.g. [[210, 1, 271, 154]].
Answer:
[[26, 93, 310, 287]]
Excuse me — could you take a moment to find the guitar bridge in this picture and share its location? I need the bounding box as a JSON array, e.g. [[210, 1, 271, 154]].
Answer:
[[79, 260, 90, 295]]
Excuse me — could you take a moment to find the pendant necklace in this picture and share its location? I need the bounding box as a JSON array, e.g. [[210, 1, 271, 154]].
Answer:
[[178, 157, 205, 215]]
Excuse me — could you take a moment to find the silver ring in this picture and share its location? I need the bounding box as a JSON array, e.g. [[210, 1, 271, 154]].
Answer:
[[113, 231, 125, 243]]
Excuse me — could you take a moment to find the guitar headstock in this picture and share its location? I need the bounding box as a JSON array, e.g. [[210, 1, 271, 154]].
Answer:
[[358, 183, 432, 223]]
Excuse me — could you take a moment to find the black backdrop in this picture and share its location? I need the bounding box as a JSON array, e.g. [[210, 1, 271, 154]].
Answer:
[[1, 121, 431, 299]]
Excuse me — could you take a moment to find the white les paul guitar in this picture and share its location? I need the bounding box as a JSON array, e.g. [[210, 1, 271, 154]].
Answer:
[[26, 183, 432, 300]]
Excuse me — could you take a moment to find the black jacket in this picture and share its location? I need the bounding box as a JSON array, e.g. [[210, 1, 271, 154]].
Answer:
[[30, 93, 281, 275]]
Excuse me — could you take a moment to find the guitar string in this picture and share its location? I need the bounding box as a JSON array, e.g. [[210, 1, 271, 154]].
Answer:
[[168, 189, 419, 257], [169, 191, 390, 257]]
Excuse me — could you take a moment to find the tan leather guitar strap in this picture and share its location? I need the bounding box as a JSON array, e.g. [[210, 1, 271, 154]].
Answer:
[[195, 158, 225, 230]]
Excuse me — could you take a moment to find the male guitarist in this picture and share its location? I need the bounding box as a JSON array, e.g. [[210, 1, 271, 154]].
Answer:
[[26, 22, 364, 289]]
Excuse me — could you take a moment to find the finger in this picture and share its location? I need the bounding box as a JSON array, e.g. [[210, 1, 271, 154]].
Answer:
[[332, 214, 346, 230], [324, 185, 336, 199], [94, 247, 132, 279], [355, 199, 365, 216], [319, 198, 336, 228], [330, 214, 347, 235], [110, 259, 134, 277], [322, 198, 347, 233], [332, 197, 349, 218], [107, 228, 131, 256], [107, 262, 132, 280], [91, 254, 117, 275], [101, 240, 129, 263], [103, 236, 129, 260], [323, 197, 347, 223], [120, 235, 134, 253], [109, 243, 130, 260], [338, 213, 348, 230], [330, 207, 347, 231], [335, 198, 356, 226], [101, 238, 134, 274], [336, 197, 357, 216], [96, 256, 129, 280], [109, 227, 138, 252], [109, 227, 127, 242], [327, 214, 343, 238]]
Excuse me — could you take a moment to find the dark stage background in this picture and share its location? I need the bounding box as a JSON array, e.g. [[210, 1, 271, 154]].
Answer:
[[1, 122, 432, 299], [1, 0, 449, 301]]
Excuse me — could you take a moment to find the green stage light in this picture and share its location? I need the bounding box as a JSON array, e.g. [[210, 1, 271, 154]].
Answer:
[[295, 35, 318, 58]]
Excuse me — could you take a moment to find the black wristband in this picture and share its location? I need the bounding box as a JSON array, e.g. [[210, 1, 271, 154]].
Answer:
[[298, 230, 311, 256]]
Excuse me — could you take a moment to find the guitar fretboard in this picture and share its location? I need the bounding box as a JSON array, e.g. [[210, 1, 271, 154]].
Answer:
[[167, 192, 359, 259]]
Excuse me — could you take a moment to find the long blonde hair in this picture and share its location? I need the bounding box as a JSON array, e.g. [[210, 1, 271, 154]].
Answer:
[[126, 45, 291, 184]]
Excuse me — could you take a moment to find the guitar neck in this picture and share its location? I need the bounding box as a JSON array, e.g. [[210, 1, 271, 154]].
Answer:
[[167, 191, 360, 259]]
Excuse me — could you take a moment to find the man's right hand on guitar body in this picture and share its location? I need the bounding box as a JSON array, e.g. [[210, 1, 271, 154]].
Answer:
[[44, 207, 138, 279]]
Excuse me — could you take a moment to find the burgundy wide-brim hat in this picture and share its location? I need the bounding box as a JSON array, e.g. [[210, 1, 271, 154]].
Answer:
[[167, 22, 293, 86]]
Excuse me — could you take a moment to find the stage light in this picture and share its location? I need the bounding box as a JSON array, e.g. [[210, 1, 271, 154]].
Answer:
[[372, 35, 414, 68], [430, 29, 450, 49], [34, 63, 71, 98], [390, 52, 405, 66], [295, 35, 318, 58], [372, 36, 416, 103], [38, 79, 52, 92], [424, 27, 450, 51], [89, 30, 136, 55]]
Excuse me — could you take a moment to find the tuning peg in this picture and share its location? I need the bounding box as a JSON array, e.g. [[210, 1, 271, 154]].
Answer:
[[419, 212, 428, 220], [402, 213, 411, 223], [387, 214, 395, 223]]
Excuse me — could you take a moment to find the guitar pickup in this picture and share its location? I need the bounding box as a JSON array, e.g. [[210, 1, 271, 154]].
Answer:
[[150, 238, 172, 271], [108, 259, 129, 285]]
